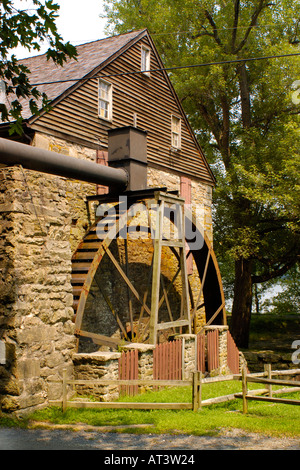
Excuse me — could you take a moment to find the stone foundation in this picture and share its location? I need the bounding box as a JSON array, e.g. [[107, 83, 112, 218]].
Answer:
[[0, 133, 99, 414], [71, 327, 243, 402], [204, 326, 231, 376], [0, 165, 79, 414], [73, 351, 121, 402]]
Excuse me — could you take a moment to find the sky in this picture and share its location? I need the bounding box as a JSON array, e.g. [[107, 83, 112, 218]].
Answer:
[[11, 0, 108, 59]]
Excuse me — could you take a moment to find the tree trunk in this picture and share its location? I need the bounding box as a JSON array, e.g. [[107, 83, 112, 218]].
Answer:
[[237, 62, 252, 129], [254, 283, 259, 314], [230, 257, 253, 348]]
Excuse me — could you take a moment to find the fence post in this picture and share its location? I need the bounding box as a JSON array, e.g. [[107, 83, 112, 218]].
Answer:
[[242, 366, 248, 414], [192, 371, 202, 412], [177, 334, 197, 379], [62, 368, 67, 413], [181, 337, 185, 380], [264, 363, 272, 397], [198, 371, 202, 410], [192, 371, 198, 411]]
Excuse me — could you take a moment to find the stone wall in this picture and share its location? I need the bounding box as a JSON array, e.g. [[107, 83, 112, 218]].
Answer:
[[33, 133, 98, 252], [73, 351, 121, 402], [204, 326, 231, 376], [243, 349, 294, 373], [0, 133, 98, 414], [0, 165, 76, 413]]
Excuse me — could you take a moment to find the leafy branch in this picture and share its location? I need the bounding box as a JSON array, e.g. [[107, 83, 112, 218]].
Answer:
[[0, 0, 77, 134]]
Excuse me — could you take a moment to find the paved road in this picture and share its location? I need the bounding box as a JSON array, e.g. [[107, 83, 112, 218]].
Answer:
[[0, 426, 299, 451]]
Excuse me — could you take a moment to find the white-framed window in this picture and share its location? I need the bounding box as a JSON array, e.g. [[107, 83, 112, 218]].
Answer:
[[171, 115, 181, 149], [141, 45, 151, 76], [98, 79, 112, 121]]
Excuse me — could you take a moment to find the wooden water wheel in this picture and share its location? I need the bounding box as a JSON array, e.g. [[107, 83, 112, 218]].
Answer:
[[71, 190, 226, 351]]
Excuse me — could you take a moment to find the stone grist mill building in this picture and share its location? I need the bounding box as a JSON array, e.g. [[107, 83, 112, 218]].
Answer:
[[0, 30, 239, 414]]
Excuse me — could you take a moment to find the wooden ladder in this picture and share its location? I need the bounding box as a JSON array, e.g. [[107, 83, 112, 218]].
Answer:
[[149, 192, 191, 345]]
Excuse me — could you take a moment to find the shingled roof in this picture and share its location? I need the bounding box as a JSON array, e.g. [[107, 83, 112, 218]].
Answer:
[[17, 30, 146, 120]]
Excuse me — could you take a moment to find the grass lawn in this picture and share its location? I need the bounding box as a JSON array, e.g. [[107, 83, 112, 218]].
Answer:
[[2, 380, 299, 438], [1, 315, 299, 438]]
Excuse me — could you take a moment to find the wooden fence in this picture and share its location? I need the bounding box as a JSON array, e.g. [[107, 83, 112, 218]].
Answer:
[[153, 338, 182, 380], [240, 366, 300, 413], [118, 340, 183, 396], [207, 330, 219, 372], [118, 349, 139, 396], [227, 331, 240, 374], [197, 334, 205, 373], [49, 366, 300, 413], [118, 330, 241, 396], [52, 370, 232, 412]]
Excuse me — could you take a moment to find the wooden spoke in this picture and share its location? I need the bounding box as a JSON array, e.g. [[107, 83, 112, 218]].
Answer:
[[167, 245, 195, 312], [198, 302, 226, 334], [205, 302, 226, 327], [124, 238, 134, 337], [191, 251, 211, 321], [158, 265, 181, 310], [138, 255, 153, 321], [103, 243, 152, 316], [160, 274, 175, 324], [79, 330, 121, 348], [94, 275, 128, 340]]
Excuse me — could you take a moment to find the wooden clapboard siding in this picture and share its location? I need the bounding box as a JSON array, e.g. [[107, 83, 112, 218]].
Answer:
[[29, 32, 215, 185]]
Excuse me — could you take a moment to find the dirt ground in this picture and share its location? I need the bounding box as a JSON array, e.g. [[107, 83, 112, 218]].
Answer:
[[1, 423, 298, 451]]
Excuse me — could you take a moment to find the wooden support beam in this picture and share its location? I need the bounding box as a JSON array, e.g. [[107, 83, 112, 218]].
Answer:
[[149, 193, 191, 344], [245, 396, 300, 406], [156, 319, 191, 331], [149, 199, 164, 344], [76, 329, 121, 348]]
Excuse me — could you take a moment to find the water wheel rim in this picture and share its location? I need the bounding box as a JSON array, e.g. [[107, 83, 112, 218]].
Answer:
[[72, 198, 226, 348]]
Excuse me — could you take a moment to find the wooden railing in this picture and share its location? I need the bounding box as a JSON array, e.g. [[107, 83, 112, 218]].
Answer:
[[118, 329, 241, 395], [51, 370, 201, 412], [240, 366, 300, 413], [51, 371, 242, 412], [197, 333, 205, 373], [49, 366, 300, 413]]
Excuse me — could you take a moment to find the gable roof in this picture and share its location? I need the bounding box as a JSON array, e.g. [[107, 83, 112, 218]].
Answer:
[[4, 29, 216, 185], [18, 30, 146, 120]]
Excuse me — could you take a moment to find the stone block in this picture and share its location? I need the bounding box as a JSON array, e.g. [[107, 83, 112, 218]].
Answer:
[[0, 396, 20, 413], [0, 378, 20, 396], [17, 359, 40, 380], [0, 340, 6, 365]]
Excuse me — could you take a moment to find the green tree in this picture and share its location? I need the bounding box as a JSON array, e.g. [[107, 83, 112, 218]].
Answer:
[[103, 0, 300, 347], [262, 265, 300, 315], [0, 0, 77, 134]]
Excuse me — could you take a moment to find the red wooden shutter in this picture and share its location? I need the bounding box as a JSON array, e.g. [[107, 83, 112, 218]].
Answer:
[[96, 150, 109, 195]]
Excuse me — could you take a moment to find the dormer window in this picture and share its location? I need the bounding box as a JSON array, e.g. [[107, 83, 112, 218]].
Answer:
[[98, 79, 112, 121], [171, 115, 181, 149], [141, 45, 150, 76]]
